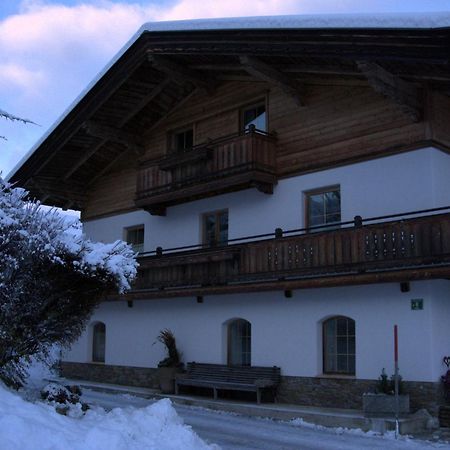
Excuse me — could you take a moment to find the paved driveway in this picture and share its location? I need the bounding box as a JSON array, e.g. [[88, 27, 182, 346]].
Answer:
[[82, 389, 450, 450]]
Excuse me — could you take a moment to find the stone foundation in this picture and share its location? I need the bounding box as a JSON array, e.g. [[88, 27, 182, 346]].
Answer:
[[60, 361, 159, 389], [278, 376, 445, 416], [60, 362, 445, 415]]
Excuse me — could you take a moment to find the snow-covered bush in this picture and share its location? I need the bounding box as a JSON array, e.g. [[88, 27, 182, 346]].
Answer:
[[41, 383, 89, 416], [0, 178, 137, 387]]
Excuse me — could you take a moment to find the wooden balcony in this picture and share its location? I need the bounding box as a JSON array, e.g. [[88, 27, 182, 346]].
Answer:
[[126, 209, 450, 300], [135, 128, 277, 215]]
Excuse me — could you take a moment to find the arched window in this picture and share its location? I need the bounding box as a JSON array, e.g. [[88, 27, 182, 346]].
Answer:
[[92, 322, 106, 363], [323, 316, 355, 375], [227, 319, 251, 366]]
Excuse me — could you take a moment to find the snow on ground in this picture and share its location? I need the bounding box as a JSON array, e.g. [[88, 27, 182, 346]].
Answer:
[[80, 388, 450, 450], [0, 383, 215, 450]]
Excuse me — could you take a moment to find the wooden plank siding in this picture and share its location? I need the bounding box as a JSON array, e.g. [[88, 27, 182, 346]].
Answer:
[[134, 130, 277, 212], [122, 212, 450, 299], [81, 81, 450, 221]]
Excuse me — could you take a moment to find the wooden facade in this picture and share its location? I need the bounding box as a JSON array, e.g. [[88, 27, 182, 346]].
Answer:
[[117, 210, 450, 299], [8, 21, 450, 299], [135, 128, 277, 215]]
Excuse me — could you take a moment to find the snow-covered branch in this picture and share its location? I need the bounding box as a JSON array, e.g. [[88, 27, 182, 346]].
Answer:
[[0, 177, 138, 387]]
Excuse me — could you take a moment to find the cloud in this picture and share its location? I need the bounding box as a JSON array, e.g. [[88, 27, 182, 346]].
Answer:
[[158, 0, 300, 20]]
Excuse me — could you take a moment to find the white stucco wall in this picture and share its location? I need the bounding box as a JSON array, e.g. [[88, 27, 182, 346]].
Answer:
[[65, 280, 450, 383], [429, 280, 450, 380], [83, 147, 449, 253]]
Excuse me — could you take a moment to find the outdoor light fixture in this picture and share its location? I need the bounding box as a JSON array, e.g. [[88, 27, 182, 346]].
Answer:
[[400, 282, 410, 293]]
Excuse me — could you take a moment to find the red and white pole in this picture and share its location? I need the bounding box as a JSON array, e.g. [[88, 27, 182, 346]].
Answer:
[[394, 324, 400, 438]]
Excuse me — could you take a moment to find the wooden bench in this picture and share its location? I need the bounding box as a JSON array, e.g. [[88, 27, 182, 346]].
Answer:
[[175, 362, 281, 403]]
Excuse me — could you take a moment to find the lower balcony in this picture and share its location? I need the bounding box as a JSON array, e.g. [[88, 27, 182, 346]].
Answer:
[[116, 208, 450, 300]]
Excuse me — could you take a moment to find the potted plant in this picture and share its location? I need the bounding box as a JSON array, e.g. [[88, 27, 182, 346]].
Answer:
[[154, 329, 183, 394], [362, 368, 410, 417]]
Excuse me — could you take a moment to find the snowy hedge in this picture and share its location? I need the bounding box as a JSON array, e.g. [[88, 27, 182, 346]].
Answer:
[[0, 178, 137, 386]]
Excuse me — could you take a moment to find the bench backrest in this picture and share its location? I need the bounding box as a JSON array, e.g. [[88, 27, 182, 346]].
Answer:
[[186, 362, 281, 384]]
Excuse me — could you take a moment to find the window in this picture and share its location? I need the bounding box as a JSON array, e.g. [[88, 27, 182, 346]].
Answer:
[[203, 210, 228, 246], [241, 101, 266, 132], [126, 225, 144, 253], [323, 316, 355, 375], [92, 322, 106, 363], [305, 187, 341, 229], [172, 127, 194, 152], [227, 319, 251, 366]]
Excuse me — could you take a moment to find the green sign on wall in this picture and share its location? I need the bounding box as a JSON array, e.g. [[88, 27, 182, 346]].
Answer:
[[411, 299, 424, 310]]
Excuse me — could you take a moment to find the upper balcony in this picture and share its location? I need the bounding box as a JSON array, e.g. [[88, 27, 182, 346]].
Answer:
[[135, 127, 277, 215], [122, 207, 450, 300]]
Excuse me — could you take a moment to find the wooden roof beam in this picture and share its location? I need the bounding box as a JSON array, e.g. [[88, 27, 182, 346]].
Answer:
[[81, 121, 144, 155], [147, 54, 217, 94], [87, 150, 129, 187], [357, 61, 423, 122], [64, 79, 170, 180], [239, 55, 305, 106], [63, 138, 107, 180], [27, 177, 87, 204]]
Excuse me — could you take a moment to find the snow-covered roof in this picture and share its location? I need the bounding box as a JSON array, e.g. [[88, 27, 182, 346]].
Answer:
[[140, 12, 450, 32], [7, 12, 450, 183]]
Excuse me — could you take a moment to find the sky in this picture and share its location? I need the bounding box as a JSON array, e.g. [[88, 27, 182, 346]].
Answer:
[[1, 0, 450, 177]]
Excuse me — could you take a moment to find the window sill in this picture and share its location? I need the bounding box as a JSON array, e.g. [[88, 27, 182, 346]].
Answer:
[[315, 374, 356, 380]]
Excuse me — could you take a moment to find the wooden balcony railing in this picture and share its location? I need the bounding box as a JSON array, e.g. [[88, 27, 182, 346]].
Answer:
[[128, 208, 450, 298], [135, 128, 277, 215]]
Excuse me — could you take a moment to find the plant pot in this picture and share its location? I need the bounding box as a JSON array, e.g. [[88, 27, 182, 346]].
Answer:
[[158, 367, 178, 394], [363, 393, 410, 417]]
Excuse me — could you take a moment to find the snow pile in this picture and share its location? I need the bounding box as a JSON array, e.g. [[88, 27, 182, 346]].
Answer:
[[0, 384, 214, 450]]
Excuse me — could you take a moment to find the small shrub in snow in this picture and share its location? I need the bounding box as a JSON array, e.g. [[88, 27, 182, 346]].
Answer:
[[41, 383, 80, 404], [0, 178, 138, 387], [40, 383, 89, 416]]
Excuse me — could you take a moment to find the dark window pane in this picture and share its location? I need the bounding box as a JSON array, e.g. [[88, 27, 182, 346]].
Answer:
[[349, 337, 356, 354], [337, 337, 348, 354], [348, 357, 356, 374], [204, 211, 228, 246], [92, 323, 105, 363], [336, 318, 348, 335], [348, 320, 355, 336], [307, 188, 341, 229], [228, 319, 251, 366], [337, 355, 348, 372], [174, 129, 193, 151], [126, 227, 144, 253], [323, 317, 355, 375], [243, 103, 266, 132]]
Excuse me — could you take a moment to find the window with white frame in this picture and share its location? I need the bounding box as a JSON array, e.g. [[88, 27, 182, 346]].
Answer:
[[323, 316, 355, 375], [171, 127, 194, 152], [202, 210, 228, 247], [305, 186, 341, 230], [92, 322, 106, 363], [227, 319, 251, 366], [125, 225, 144, 253], [241, 101, 267, 132]]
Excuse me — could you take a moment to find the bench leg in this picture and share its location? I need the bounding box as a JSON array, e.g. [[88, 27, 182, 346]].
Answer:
[[213, 388, 218, 400], [256, 388, 261, 404], [175, 383, 179, 395]]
